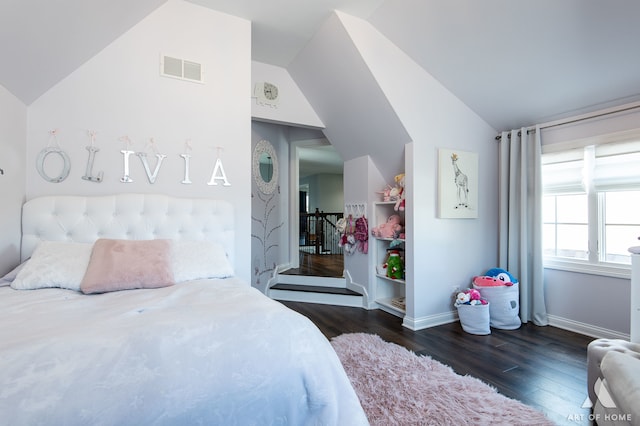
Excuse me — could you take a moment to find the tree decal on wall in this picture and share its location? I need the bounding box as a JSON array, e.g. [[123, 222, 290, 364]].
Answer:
[[251, 191, 283, 289]]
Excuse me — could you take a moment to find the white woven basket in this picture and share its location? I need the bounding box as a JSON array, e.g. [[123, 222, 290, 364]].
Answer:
[[474, 282, 521, 330], [456, 303, 490, 335]]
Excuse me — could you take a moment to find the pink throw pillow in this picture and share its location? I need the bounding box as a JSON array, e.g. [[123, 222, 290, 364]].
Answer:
[[81, 239, 175, 294]]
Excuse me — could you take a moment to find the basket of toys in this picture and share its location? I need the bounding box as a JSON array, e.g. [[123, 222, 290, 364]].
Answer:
[[454, 288, 490, 335], [473, 268, 521, 330]]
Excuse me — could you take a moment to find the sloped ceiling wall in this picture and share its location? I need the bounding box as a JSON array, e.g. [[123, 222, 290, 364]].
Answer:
[[4, 0, 640, 131], [0, 0, 167, 105], [288, 12, 411, 182], [368, 0, 640, 130]]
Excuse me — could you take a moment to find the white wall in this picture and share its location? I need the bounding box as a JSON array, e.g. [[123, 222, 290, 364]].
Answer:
[[336, 12, 499, 329], [250, 62, 329, 275], [0, 84, 27, 275], [251, 61, 324, 129], [545, 269, 630, 337], [302, 173, 344, 213], [343, 155, 387, 306], [25, 0, 252, 282], [250, 121, 289, 290], [288, 12, 412, 183]]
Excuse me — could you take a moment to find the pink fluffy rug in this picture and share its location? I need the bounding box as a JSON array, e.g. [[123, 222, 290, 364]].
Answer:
[[331, 333, 553, 426]]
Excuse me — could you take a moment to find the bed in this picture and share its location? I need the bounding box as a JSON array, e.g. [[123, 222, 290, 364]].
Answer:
[[0, 193, 368, 425]]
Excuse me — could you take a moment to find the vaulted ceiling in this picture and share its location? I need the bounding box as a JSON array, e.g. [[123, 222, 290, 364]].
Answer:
[[2, 0, 640, 132]]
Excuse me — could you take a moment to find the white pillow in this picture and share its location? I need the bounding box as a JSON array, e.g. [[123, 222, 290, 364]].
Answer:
[[0, 261, 27, 287], [171, 240, 234, 282], [12, 241, 93, 291]]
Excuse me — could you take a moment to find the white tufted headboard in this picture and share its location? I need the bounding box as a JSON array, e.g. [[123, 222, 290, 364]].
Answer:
[[21, 193, 235, 264]]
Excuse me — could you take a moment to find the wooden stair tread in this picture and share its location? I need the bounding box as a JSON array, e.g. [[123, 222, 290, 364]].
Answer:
[[271, 284, 361, 296]]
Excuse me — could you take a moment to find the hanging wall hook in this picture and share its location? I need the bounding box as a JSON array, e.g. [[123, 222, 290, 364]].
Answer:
[[344, 202, 367, 218]]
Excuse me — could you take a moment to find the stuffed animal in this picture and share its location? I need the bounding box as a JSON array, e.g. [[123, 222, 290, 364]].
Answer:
[[467, 288, 483, 302], [456, 291, 470, 305], [485, 267, 518, 284], [473, 275, 512, 287], [354, 216, 369, 254], [393, 173, 405, 211], [371, 214, 403, 239], [386, 249, 404, 279], [454, 288, 488, 306], [340, 234, 357, 255], [377, 185, 393, 202], [468, 288, 488, 305], [473, 268, 518, 287], [389, 186, 401, 201]]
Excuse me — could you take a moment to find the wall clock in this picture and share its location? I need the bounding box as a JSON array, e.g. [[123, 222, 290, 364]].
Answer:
[[254, 81, 279, 107], [263, 82, 278, 101]]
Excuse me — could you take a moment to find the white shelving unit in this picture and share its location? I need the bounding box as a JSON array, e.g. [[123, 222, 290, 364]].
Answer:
[[372, 201, 406, 318]]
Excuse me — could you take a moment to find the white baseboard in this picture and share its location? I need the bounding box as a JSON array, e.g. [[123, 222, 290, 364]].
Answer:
[[344, 269, 369, 308], [403, 311, 457, 331], [400, 311, 629, 339], [547, 314, 630, 340]]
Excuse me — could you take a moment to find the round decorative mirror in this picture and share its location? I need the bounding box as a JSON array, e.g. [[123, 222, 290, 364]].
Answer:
[[252, 139, 278, 194]]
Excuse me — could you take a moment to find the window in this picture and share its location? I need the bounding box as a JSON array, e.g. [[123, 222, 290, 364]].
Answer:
[[543, 193, 588, 260], [542, 137, 640, 275], [602, 190, 640, 262]]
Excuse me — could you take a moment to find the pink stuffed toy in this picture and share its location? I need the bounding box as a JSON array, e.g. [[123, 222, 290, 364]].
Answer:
[[377, 185, 393, 202], [371, 214, 403, 239], [473, 275, 514, 287], [467, 288, 486, 304], [454, 288, 488, 306]]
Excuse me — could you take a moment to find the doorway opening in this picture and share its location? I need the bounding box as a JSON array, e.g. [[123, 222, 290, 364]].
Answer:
[[286, 140, 344, 278]]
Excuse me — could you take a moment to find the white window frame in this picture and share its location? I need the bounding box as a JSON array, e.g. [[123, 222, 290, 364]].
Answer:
[[542, 129, 640, 279]]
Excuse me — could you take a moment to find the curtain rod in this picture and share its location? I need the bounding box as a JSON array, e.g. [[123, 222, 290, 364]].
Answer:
[[494, 101, 640, 141], [494, 129, 534, 141]]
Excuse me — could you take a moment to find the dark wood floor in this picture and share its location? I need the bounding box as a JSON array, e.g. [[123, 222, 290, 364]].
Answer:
[[282, 301, 596, 426], [280, 253, 344, 277]]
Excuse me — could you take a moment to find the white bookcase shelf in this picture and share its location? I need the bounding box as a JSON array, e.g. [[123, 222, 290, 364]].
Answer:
[[372, 201, 406, 318], [376, 297, 406, 315], [375, 273, 405, 285]]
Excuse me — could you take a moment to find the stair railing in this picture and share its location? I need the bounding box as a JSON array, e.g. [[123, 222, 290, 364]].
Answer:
[[300, 209, 343, 255]]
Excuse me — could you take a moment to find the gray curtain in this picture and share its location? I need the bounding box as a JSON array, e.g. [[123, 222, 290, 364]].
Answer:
[[498, 126, 548, 326]]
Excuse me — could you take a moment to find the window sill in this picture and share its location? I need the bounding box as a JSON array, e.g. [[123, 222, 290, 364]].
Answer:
[[544, 257, 631, 279]]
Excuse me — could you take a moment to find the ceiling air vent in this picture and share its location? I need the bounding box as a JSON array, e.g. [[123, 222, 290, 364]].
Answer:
[[160, 54, 203, 83]]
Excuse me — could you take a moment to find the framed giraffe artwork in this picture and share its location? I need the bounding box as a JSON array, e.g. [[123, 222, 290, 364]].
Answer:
[[437, 148, 478, 219]]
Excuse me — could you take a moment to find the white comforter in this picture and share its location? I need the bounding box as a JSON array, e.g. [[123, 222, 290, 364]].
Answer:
[[0, 279, 368, 425]]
